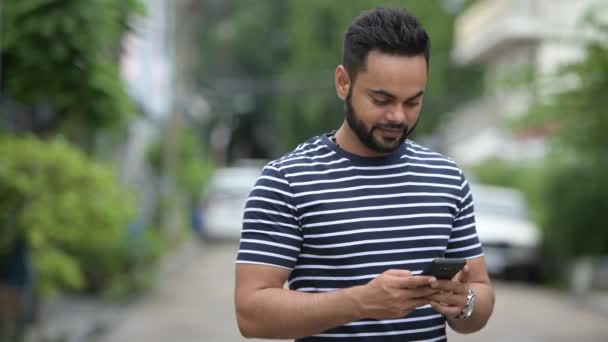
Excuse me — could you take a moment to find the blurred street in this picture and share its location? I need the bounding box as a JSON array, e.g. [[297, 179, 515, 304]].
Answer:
[[99, 242, 608, 342]]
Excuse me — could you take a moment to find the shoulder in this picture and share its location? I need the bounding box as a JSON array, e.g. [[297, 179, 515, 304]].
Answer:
[[404, 140, 463, 172], [265, 135, 336, 171]]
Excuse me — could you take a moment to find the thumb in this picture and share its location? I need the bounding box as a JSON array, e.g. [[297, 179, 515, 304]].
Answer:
[[384, 269, 412, 277], [454, 265, 470, 283]]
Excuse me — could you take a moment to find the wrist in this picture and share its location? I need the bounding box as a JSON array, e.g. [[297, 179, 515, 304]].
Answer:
[[343, 285, 367, 320]]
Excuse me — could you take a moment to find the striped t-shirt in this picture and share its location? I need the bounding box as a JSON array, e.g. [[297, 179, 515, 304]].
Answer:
[[236, 133, 483, 342]]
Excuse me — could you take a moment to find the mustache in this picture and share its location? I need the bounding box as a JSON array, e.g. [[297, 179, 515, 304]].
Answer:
[[374, 123, 408, 131]]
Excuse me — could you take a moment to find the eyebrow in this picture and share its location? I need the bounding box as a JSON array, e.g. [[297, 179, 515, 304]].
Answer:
[[368, 89, 425, 102]]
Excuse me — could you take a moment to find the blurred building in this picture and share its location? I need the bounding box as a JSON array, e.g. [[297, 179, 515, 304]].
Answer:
[[442, 0, 604, 166]]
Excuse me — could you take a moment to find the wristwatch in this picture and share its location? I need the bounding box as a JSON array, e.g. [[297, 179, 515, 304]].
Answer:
[[455, 288, 475, 320]]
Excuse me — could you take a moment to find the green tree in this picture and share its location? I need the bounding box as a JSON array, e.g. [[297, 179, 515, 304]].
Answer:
[[520, 6, 608, 258], [275, 0, 483, 149], [192, 1, 483, 158], [1, 0, 142, 146]]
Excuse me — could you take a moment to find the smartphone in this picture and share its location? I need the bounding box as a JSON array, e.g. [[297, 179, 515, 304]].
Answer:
[[421, 258, 466, 280]]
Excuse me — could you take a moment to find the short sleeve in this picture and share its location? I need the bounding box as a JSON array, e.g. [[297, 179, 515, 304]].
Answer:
[[236, 164, 303, 270], [444, 172, 484, 259]]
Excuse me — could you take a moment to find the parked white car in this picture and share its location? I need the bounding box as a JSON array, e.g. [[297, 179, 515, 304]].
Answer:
[[471, 184, 542, 281], [198, 165, 262, 240]]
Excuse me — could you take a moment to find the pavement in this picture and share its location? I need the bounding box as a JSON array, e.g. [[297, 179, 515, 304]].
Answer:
[[32, 240, 608, 342]]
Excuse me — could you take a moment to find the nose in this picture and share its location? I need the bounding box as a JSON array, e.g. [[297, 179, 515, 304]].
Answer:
[[386, 104, 408, 123]]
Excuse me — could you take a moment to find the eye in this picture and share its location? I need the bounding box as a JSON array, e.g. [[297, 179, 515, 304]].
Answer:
[[406, 101, 420, 108], [371, 97, 390, 106]]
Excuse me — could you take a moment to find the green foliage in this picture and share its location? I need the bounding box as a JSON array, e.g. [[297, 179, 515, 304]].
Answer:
[[147, 128, 214, 202], [1, 0, 143, 138], [518, 6, 608, 258], [275, 0, 483, 149], [193, 0, 483, 155], [0, 135, 158, 298]]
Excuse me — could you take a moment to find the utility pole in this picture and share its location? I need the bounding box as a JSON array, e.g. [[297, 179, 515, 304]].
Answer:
[[160, 0, 182, 241]]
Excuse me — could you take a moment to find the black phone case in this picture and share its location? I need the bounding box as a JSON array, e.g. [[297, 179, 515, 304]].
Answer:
[[422, 258, 465, 280]]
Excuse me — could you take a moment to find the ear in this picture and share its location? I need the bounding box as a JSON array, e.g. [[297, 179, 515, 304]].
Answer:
[[335, 65, 351, 101]]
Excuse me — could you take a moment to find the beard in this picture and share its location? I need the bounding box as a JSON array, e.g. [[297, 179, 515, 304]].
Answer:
[[345, 88, 418, 154]]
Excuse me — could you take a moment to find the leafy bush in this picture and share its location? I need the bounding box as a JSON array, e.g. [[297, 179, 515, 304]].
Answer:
[[514, 7, 608, 262], [1, 0, 142, 139], [0, 136, 159, 298]]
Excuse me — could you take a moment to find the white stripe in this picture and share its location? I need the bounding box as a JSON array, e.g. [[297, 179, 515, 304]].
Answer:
[[290, 171, 460, 187], [241, 229, 303, 241], [314, 324, 445, 338], [406, 155, 454, 162], [345, 313, 443, 326], [406, 146, 443, 156], [304, 224, 451, 239], [291, 144, 328, 156], [302, 235, 450, 249], [300, 203, 457, 219], [461, 177, 469, 190], [299, 246, 447, 259], [302, 213, 453, 229], [244, 208, 297, 219], [258, 175, 288, 184], [246, 196, 297, 211], [411, 336, 449, 342], [275, 151, 336, 165], [295, 287, 337, 292], [243, 219, 300, 229], [454, 212, 474, 221], [459, 200, 474, 212], [235, 260, 293, 271], [278, 158, 349, 171], [241, 239, 301, 251], [284, 161, 459, 178], [252, 185, 293, 197], [238, 249, 297, 261], [446, 243, 482, 253], [461, 189, 472, 203], [451, 222, 475, 232], [295, 257, 435, 270], [448, 233, 478, 243], [462, 252, 485, 260], [286, 163, 405, 177], [289, 274, 377, 285], [294, 181, 461, 198], [263, 165, 280, 172], [298, 192, 461, 209]]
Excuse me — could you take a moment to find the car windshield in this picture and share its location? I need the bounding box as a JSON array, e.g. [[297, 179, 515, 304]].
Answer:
[[473, 186, 529, 219], [206, 167, 261, 200]]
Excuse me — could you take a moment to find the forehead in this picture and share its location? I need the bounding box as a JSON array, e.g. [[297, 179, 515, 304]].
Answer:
[[355, 50, 427, 97]]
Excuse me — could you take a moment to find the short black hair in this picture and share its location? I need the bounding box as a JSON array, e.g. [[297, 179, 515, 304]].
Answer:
[[342, 7, 430, 81]]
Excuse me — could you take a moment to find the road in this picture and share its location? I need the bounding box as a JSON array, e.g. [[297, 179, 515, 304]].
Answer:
[[100, 242, 608, 342]]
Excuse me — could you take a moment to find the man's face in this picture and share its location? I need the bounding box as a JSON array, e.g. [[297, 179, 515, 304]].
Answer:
[[342, 51, 427, 154]]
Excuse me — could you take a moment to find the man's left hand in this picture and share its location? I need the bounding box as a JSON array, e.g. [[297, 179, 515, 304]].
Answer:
[[426, 265, 470, 318]]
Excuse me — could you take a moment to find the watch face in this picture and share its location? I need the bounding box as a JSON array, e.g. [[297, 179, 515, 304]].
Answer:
[[465, 289, 475, 316]]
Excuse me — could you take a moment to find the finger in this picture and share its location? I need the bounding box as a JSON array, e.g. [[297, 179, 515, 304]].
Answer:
[[430, 301, 462, 317], [399, 275, 437, 289], [407, 298, 432, 310], [407, 287, 442, 298], [384, 269, 412, 278], [429, 279, 466, 293], [428, 293, 466, 307], [453, 265, 470, 283]]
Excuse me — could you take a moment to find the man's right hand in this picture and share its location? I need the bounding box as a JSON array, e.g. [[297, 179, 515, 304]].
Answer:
[[352, 269, 439, 320]]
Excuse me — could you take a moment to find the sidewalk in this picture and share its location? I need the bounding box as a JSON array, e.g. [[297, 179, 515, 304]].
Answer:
[[97, 241, 279, 342]]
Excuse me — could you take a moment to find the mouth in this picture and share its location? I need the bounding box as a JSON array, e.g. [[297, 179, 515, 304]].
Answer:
[[376, 127, 404, 139]]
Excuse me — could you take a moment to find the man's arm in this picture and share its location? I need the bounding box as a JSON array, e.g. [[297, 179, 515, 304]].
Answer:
[[235, 264, 439, 339], [427, 256, 495, 334]]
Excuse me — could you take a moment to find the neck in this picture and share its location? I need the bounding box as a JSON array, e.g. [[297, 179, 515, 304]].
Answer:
[[334, 121, 391, 158]]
